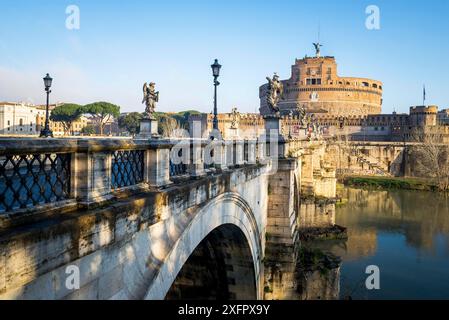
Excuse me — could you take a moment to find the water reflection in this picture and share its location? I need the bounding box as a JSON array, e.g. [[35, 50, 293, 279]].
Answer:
[[331, 187, 449, 299]]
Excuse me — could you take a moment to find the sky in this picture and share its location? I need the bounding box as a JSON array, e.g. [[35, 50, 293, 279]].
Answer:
[[0, 0, 448, 114]]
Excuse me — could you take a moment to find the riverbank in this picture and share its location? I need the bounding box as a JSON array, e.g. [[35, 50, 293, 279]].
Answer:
[[340, 176, 440, 192]]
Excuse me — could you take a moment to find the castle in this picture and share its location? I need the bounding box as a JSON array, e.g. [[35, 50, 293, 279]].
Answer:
[[189, 45, 448, 143], [259, 45, 383, 117]]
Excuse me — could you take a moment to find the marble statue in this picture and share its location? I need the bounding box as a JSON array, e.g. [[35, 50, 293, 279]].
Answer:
[[266, 73, 283, 116], [142, 82, 159, 118]]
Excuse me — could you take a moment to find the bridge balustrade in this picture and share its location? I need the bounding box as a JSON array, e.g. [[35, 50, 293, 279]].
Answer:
[[0, 138, 164, 220], [0, 137, 269, 224]]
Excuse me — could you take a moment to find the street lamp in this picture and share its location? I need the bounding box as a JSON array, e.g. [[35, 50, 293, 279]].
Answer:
[[211, 59, 221, 131], [40, 73, 53, 138]]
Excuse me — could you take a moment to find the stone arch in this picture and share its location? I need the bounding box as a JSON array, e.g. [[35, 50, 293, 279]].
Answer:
[[144, 192, 262, 300], [165, 224, 257, 300]]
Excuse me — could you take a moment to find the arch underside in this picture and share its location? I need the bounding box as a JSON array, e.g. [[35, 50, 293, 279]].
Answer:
[[166, 224, 257, 300], [144, 192, 262, 300]]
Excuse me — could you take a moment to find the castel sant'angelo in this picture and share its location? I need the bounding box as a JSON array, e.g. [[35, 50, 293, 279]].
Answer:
[[259, 43, 383, 117], [190, 43, 448, 142]]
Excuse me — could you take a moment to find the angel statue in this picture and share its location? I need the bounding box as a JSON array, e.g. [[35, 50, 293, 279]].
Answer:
[[230, 107, 239, 129], [142, 82, 159, 118], [296, 103, 307, 127], [266, 73, 283, 116], [313, 42, 323, 57]]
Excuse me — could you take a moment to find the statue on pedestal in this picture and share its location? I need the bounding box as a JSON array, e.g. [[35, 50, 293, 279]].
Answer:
[[142, 82, 159, 119], [266, 73, 283, 117], [138, 82, 160, 138], [230, 107, 239, 129], [296, 103, 307, 127]]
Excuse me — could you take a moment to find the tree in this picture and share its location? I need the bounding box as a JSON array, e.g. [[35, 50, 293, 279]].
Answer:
[[49, 104, 83, 136], [153, 113, 187, 138], [410, 126, 449, 191], [83, 102, 120, 135], [118, 112, 143, 136], [80, 125, 96, 136]]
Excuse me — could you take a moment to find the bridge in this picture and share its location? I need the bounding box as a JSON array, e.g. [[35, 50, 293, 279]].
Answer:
[[0, 125, 337, 300]]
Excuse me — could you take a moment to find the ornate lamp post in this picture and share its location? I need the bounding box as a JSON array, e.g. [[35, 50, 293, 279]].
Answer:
[[211, 59, 221, 131], [40, 73, 53, 138]]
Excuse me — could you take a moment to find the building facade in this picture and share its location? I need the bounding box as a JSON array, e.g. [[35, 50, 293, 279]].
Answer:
[[35, 105, 89, 136], [259, 48, 383, 117], [0, 102, 88, 136], [0, 102, 38, 135]]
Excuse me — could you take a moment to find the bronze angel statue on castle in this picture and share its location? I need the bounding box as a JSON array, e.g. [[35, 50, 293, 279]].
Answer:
[[142, 82, 159, 118]]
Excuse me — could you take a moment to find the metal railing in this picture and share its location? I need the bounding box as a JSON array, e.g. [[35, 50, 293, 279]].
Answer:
[[111, 150, 145, 190], [170, 161, 187, 177], [0, 152, 71, 213], [169, 146, 188, 177]]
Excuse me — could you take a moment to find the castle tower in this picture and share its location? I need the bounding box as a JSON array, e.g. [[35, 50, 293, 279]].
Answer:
[[259, 45, 383, 117], [409, 105, 438, 127]]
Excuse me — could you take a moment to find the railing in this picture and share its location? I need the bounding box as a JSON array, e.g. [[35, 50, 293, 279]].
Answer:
[[169, 147, 188, 177], [111, 150, 144, 190], [0, 136, 277, 219], [0, 152, 71, 213], [170, 161, 187, 177]]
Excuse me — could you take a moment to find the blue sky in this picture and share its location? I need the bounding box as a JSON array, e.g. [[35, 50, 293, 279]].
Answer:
[[0, 0, 448, 114]]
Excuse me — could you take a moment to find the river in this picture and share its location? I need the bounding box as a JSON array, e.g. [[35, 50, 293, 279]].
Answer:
[[316, 187, 449, 299]]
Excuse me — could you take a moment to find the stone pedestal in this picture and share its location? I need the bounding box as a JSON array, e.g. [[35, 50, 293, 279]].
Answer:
[[264, 115, 281, 133], [227, 128, 239, 139], [138, 118, 159, 139]]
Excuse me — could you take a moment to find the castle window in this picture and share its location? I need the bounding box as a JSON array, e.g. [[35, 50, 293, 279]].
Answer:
[[19, 119, 23, 126], [362, 82, 369, 87], [373, 83, 378, 88]]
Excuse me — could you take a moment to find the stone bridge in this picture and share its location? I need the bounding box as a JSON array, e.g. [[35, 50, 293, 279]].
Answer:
[[0, 133, 336, 300]]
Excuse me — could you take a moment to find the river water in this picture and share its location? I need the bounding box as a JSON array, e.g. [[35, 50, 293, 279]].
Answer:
[[317, 187, 449, 299]]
